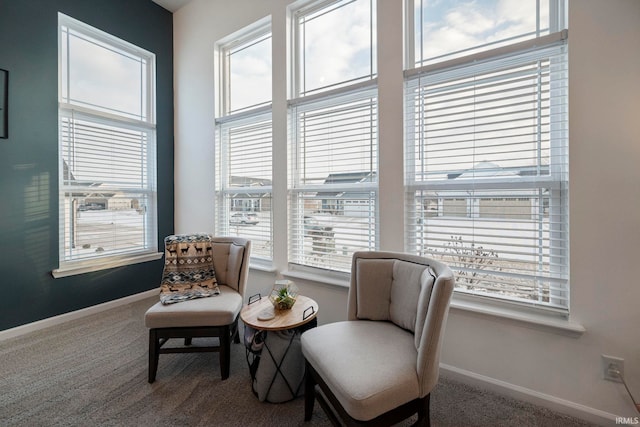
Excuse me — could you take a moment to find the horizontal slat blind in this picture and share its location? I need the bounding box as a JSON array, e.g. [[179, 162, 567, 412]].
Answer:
[[216, 114, 273, 260], [59, 112, 156, 262], [61, 114, 151, 188], [290, 89, 378, 272], [226, 118, 272, 186], [405, 38, 569, 311]]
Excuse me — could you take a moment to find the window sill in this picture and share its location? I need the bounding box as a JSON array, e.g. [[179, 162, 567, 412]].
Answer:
[[282, 267, 350, 288], [249, 262, 277, 273], [450, 295, 586, 337], [52, 252, 163, 278], [280, 267, 584, 337]]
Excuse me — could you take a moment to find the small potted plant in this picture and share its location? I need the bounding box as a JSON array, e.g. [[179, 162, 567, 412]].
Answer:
[[269, 280, 298, 310]]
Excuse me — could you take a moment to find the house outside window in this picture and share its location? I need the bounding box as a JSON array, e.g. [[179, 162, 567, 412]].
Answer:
[[55, 13, 158, 277], [215, 19, 273, 262], [289, 0, 378, 273], [405, 0, 569, 313]]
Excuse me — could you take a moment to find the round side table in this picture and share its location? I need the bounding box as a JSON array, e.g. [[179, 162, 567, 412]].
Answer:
[[240, 295, 319, 403], [241, 295, 318, 331]]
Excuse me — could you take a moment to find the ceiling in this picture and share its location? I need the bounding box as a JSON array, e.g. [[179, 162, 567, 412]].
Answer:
[[152, 0, 192, 12]]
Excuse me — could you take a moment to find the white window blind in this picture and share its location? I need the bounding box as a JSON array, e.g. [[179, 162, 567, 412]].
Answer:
[[216, 113, 273, 260], [290, 88, 378, 272], [57, 14, 157, 272], [405, 35, 569, 312]]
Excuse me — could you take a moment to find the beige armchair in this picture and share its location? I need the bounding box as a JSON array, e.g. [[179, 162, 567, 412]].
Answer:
[[301, 251, 454, 426], [145, 235, 250, 382]]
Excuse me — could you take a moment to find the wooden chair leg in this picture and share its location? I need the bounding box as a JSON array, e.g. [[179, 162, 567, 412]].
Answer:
[[220, 325, 231, 380], [148, 329, 159, 383], [304, 361, 316, 421], [414, 394, 431, 427], [231, 318, 240, 344]]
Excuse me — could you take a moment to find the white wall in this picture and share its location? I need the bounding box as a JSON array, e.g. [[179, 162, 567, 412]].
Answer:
[[173, 0, 640, 423]]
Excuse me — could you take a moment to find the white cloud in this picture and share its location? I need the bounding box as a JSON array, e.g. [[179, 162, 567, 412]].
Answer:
[[303, 0, 374, 92], [419, 0, 542, 62], [229, 38, 272, 111], [68, 34, 144, 118]]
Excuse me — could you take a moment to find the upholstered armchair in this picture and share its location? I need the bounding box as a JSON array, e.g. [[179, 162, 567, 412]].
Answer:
[[301, 251, 454, 426], [145, 235, 251, 382]]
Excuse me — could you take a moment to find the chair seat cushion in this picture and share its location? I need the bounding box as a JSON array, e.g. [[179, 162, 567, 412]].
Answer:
[[301, 320, 419, 422], [145, 285, 242, 329]]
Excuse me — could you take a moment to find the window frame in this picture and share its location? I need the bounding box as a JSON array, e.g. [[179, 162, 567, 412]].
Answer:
[[403, 1, 569, 315], [288, 0, 379, 274], [215, 109, 274, 263], [214, 18, 274, 265], [54, 13, 160, 278]]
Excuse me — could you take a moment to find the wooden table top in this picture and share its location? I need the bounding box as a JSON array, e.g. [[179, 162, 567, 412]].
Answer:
[[240, 295, 319, 331]]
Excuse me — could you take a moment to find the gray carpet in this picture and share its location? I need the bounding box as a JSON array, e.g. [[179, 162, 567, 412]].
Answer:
[[0, 297, 599, 427]]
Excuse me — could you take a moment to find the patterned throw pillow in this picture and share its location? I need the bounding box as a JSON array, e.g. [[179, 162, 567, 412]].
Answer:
[[159, 233, 219, 304]]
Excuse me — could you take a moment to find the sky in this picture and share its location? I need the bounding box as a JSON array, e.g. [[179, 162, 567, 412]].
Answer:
[[417, 0, 548, 63], [63, 27, 148, 121], [229, 34, 272, 112], [63, 0, 553, 127], [61, 24, 152, 186], [227, 0, 549, 108], [221, 0, 559, 184], [63, 0, 558, 184]]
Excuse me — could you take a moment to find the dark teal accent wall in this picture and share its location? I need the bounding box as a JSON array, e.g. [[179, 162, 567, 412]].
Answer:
[[0, 0, 173, 331]]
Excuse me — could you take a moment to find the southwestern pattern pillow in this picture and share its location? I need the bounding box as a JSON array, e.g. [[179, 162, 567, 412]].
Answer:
[[159, 233, 220, 305]]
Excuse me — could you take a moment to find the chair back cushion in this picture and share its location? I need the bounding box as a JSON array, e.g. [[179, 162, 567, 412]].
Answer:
[[353, 258, 394, 321], [391, 260, 436, 334], [210, 238, 249, 293], [352, 257, 435, 335]]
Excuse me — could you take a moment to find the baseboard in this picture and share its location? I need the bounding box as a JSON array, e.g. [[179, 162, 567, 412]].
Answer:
[[440, 363, 617, 426], [0, 288, 159, 342]]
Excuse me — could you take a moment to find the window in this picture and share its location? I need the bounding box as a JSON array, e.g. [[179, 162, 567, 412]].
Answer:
[[405, 1, 569, 313], [215, 20, 273, 262], [289, 0, 378, 273], [55, 13, 158, 277]]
